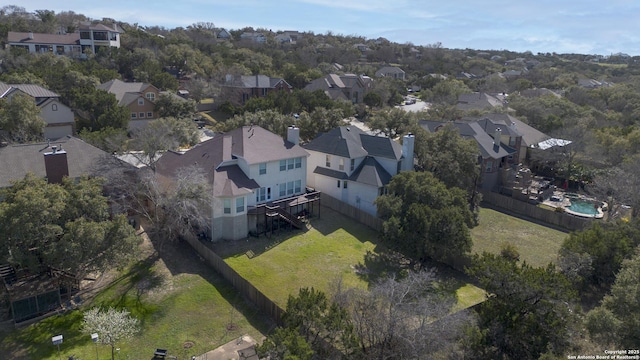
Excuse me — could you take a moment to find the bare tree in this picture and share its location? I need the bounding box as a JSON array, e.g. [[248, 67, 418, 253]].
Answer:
[[82, 307, 140, 360]]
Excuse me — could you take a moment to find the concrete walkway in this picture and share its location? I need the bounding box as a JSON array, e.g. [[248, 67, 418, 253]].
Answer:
[[194, 334, 257, 360]]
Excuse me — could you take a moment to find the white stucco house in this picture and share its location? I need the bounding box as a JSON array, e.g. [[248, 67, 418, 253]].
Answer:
[[303, 126, 414, 216], [155, 125, 311, 241], [0, 82, 74, 140]]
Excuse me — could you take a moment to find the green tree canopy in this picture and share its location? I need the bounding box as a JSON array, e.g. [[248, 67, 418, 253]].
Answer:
[[375, 171, 474, 262], [0, 92, 46, 142], [0, 174, 140, 275]]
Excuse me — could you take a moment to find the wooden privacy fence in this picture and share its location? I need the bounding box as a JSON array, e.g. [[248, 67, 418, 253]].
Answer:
[[320, 193, 383, 232], [481, 191, 592, 231], [181, 235, 285, 326]]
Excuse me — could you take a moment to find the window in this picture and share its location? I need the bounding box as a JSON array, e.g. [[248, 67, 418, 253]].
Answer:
[[92, 31, 108, 40], [350, 159, 355, 171], [131, 113, 137, 119], [287, 181, 294, 195], [287, 158, 294, 170], [509, 137, 516, 146], [236, 197, 245, 213], [485, 161, 493, 173], [80, 31, 91, 39], [256, 187, 271, 202], [52, 104, 58, 111], [139, 112, 145, 118], [145, 92, 156, 101], [280, 160, 286, 171], [343, 181, 348, 189], [339, 158, 344, 171], [110, 33, 118, 41], [138, 98, 144, 106], [326, 155, 331, 167], [295, 180, 301, 193], [147, 112, 153, 118], [259, 163, 267, 175], [279, 183, 286, 197], [223, 199, 231, 214], [295, 157, 302, 168], [337, 180, 341, 188]]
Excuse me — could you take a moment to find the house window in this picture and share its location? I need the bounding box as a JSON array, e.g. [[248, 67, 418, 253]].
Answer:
[[350, 159, 355, 171], [80, 31, 91, 39], [138, 98, 144, 106], [131, 113, 137, 119], [287, 158, 294, 170], [147, 112, 153, 118], [279, 183, 286, 197], [295, 157, 302, 168], [337, 180, 341, 188], [280, 160, 286, 171], [485, 161, 493, 173], [509, 137, 516, 146], [256, 187, 271, 202], [139, 112, 145, 118], [294, 180, 301, 193], [343, 181, 348, 189], [145, 92, 155, 101], [339, 159, 344, 171], [223, 199, 231, 214], [262, 88, 267, 96], [236, 197, 245, 213], [326, 155, 331, 167], [52, 104, 58, 111], [259, 163, 267, 175], [287, 181, 294, 195]]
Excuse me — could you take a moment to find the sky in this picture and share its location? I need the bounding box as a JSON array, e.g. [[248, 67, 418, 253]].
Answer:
[[9, 0, 640, 55]]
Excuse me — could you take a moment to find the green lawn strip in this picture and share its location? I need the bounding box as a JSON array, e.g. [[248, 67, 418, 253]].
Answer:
[[471, 207, 569, 267], [0, 255, 269, 359]]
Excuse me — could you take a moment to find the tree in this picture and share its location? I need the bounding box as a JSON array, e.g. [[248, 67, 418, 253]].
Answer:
[[257, 327, 314, 360], [464, 253, 577, 359], [154, 93, 197, 119], [0, 92, 46, 142], [74, 88, 129, 131], [82, 307, 140, 360], [367, 108, 415, 138], [0, 174, 140, 275], [375, 171, 474, 263], [585, 247, 640, 348], [411, 124, 482, 210]]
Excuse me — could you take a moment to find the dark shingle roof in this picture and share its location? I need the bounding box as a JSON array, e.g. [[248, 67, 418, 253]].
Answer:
[[418, 120, 512, 160], [0, 136, 128, 188], [313, 166, 348, 180], [304, 126, 401, 160], [97, 79, 151, 105], [225, 75, 291, 89], [349, 157, 392, 187], [8, 84, 60, 98], [464, 113, 549, 148]]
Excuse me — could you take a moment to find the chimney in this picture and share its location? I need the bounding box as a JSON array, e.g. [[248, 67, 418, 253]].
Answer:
[[28, 32, 34, 40], [401, 132, 415, 172], [287, 125, 300, 145], [44, 146, 69, 184], [222, 134, 232, 161], [493, 128, 502, 147]]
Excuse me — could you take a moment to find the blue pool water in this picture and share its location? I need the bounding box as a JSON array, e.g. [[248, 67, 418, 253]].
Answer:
[[568, 199, 599, 215]]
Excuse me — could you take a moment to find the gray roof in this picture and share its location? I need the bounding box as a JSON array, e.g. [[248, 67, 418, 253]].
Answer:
[[7, 32, 80, 45], [156, 126, 308, 197], [6, 84, 60, 99], [313, 166, 348, 180], [0, 136, 129, 188], [418, 120, 513, 160], [225, 75, 291, 89], [97, 79, 153, 105], [304, 126, 402, 160], [465, 113, 549, 148], [457, 92, 504, 111], [349, 156, 392, 187], [78, 23, 121, 32], [375, 66, 405, 76]]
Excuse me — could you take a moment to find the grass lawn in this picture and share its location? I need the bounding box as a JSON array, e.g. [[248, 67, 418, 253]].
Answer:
[[0, 233, 271, 360], [471, 207, 570, 267], [217, 207, 486, 311]]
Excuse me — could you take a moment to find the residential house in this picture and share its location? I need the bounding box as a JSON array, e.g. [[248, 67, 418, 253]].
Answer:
[[304, 74, 373, 104], [155, 125, 310, 241], [239, 32, 267, 43], [577, 78, 612, 88], [375, 66, 406, 80], [303, 126, 414, 216], [275, 31, 303, 44], [216, 28, 232, 40], [0, 135, 133, 188], [97, 79, 161, 130], [222, 74, 292, 106], [419, 113, 550, 191], [6, 23, 120, 57], [456, 92, 506, 111], [0, 82, 74, 140]]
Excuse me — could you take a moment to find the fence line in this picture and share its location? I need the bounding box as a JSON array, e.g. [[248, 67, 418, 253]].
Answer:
[[320, 193, 383, 231], [181, 236, 285, 326], [480, 191, 592, 231]]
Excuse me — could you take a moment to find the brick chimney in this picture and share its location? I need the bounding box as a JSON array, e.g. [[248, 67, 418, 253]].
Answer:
[[44, 145, 69, 184]]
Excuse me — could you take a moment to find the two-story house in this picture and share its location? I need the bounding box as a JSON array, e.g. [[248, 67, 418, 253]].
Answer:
[[222, 75, 292, 106], [155, 125, 310, 241], [78, 23, 121, 54], [304, 74, 373, 104], [303, 126, 414, 216], [375, 66, 406, 80], [0, 82, 75, 140], [239, 32, 267, 43], [97, 79, 161, 130]]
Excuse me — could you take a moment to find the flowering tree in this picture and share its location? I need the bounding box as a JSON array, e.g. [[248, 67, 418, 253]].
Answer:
[[82, 307, 140, 360]]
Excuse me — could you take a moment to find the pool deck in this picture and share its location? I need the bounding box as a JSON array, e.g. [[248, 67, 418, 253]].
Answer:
[[542, 191, 604, 219]]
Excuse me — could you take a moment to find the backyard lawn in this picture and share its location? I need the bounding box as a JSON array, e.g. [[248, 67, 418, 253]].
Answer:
[[471, 207, 570, 267], [217, 207, 486, 311], [0, 233, 271, 360]]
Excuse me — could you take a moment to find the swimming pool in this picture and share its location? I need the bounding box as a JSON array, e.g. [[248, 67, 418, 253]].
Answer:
[[568, 199, 599, 216]]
